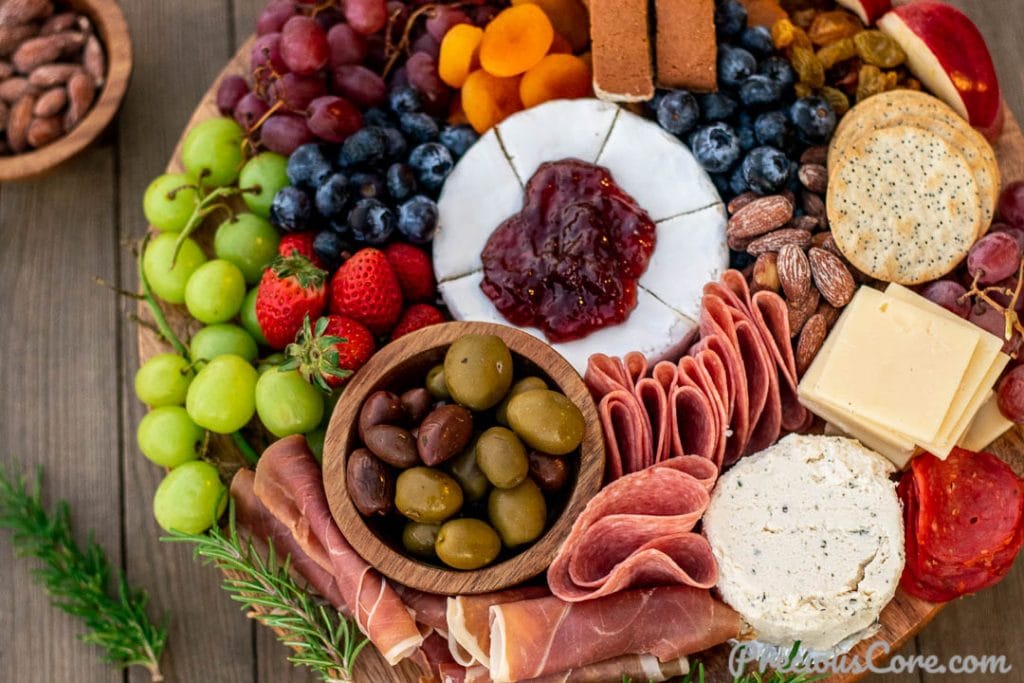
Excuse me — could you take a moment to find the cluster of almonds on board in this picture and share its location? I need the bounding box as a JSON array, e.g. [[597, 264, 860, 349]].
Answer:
[[728, 144, 860, 375], [0, 0, 105, 154]]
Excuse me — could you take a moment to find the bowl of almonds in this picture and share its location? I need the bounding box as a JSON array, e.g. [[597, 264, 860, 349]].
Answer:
[[0, 0, 131, 181]]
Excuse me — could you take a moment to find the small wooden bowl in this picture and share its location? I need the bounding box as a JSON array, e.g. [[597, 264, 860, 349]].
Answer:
[[0, 0, 132, 182], [323, 321, 605, 595]]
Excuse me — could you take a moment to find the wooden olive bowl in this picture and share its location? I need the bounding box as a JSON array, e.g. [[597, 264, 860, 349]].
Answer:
[[0, 0, 132, 182], [322, 321, 605, 595]]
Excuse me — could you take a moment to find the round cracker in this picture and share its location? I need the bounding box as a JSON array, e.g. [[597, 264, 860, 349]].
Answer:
[[827, 126, 982, 285]]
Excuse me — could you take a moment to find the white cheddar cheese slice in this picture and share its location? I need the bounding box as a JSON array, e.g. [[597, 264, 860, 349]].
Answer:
[[960, 392, 1015, 452]]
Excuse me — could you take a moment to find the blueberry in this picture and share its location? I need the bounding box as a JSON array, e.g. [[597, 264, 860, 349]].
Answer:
[[789, 96, 837, 144], [363, 107, 394, 128], [740, 26, 774, 58], [758, 56, 796, 90], [710, 172, 731, 198], [269, 187, 313, 232], [286, 143, 333, 188], [699, 91, 738, 122], [731, 249, 756, 270], [717, 46, 757, 90], [381, 127, 408, 160], [386, 162, 418, 201], [656, 90, 700, 136], [714, 0, 747, 38], [408, 142, 454, 193], [315, 172, 350, 219], [349, 171, 387, 201], [339, 126, 388, 167], [388, 85, 422, 114], [690, 123, 741, 174], [399, 111, 440, 144], [729, 164, 749, 196], [439, 124, 478, 158], [739, 74, 782, 109], [397, 195, 439, 244], [754, 110, 791, 149], [348, 198, 395, 245], [742, 146, 790, 194], [313, 230, 350, 270], [736, 110, 757, 152]]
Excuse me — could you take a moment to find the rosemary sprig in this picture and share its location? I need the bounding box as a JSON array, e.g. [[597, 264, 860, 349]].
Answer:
[[163, 505, 369, 682], [0, 464, 167, 681]]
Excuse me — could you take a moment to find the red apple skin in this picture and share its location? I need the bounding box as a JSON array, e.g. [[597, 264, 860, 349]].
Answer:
[[879, 2, 1002, 140], [837, 0, 892, 25]]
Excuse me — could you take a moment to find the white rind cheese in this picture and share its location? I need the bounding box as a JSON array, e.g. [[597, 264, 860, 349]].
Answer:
[[703, 434, 905, 652]]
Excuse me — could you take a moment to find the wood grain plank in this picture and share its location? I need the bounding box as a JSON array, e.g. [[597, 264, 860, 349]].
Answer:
[[0, 147, 122, 683]]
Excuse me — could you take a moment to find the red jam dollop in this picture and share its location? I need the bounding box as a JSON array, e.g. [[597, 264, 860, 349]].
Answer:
[[480, 159, 657, 343]]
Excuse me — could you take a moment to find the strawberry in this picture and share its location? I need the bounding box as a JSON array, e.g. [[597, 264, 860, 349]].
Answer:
[[278, 231, 322, 267], [255, 253, 329, 349], [284, 314, 375, 390], [384, 242, 436, 302], [391, 303, 446, 340], [329, 248, 403, 335]]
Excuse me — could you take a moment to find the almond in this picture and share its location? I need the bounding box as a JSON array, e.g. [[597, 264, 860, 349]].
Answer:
[[727, 191, 759, 215], [12, 31, 83, 73], [28, 62, 81, 87], [32, 86, 64, 117], [727, 195, 794, 241], [63, 70, 93, 129], [815, 301, 840, 329], [800, 145, 828, 166], [787, 288, 820, 338], [0, 75, 33, 102], [0, 61, 12, 80], [0, 24, 38, 58], [7, 93, 34, 152], [796, 313, 827, 376], [26, 114, 61, 147], [798, 163, 828, 194], [778, 243, 812, 302], [746, 228, 813, 256], [40, 11, 77, 36], [802, 191, 827, 228], [82, 34, 103, 85], [0, 100, 7, 133], [808, 247, 856, 308], [752, 252, 781, 293], [0, 0, 51, 26], [790, 215, 819, 232]]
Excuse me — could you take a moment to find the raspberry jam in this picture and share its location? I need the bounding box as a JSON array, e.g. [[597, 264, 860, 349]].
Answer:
[[480, 159, 656, 342]]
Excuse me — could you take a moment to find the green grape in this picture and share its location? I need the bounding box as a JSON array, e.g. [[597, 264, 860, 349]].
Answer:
[[181, 117, 245, 188], [153, 460, 227, 534], [183, 259, 246, 324], [190, 323, 258, 364], [137, 406, 204, 468], [255, 368, 324, 438], [142, 232, 207, 304], [143, 173, 199, 232], [213, 213, 280, 285], [134, 352, 194, 407], [257, 352, 286, 375], [186, 354, 258, 433], [241, 288, 269, 347], [238, 152, 289, 218]]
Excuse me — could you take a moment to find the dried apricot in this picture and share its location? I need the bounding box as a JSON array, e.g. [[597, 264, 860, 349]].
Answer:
[[816, 37, 855, 69], [479, 4, 554, 77], [462, 69, 523, 133], [791, 47, 824, 88], [519, 53, 592, 108], [853, 30, 905, 68], [856, 64, 884, 102], [439, 24, 484, 88], [511, 0, 589, 52], [549, 32, 572, 54], [808, 10, 863, 46]]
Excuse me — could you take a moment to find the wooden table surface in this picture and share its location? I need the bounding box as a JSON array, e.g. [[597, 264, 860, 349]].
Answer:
[[1, 1, 1022, 681]]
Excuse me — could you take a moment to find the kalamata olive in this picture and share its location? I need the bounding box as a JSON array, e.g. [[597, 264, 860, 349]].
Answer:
[[506, 389, 584, 455], [488, 478, 547, 547], [417, 404, 473, 466], [401, 387, 433, 423], [363, 424, 419, 468], [395, 466, 463, 523], [528, 451, 569, 493], [475, 426, 528, 489], [447, 437, 489, 502], [443, 334, 514, 410], [346, 448, 394, 517], [435, 518, 501, 570], [495, 376, 547, 426], [402, 521, 441, 559], [358, 390, 406, 440], [426, 364, 450, 399]]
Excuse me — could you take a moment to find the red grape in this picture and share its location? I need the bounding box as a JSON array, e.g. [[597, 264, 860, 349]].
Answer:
[[260, 113, 314, 155], [967, 232, 1021, 284], [251, 32, 287, 73], [389, 65, 409, 88], [234, 92, 270, 129], [425, 6, 470, 42], [257, 0, 296, 35], [471, 5, 501, 24], [332, 65, 387, 108], [405, 52, 449, 115], [998, 180, 1024, 229], [269, 72, 327, 110], [327, 23, 368, 68], [307, 96, 363, 142], [919, 280, 970, 318], [344, 0, 388, 35], [411, 33, 441, 61], [969, 301, 1007, 339], [997, 365, 1024, 422], [280, 16, 329, 76], [991, 222, 1024, 250], [216, 75, 249, 115], [314, 7, 345, 31]]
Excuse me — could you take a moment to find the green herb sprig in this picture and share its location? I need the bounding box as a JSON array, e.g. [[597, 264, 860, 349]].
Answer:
[[0, 464, 167, 681], [163, 506, 368, 682]]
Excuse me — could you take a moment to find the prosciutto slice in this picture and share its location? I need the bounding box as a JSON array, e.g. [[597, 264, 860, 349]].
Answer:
[[446, 586, 550, 667], [548, 457, 718, 602], [528, 654, 691, 683], [253, 435, 423, 664], [488, 586, 742, 682]]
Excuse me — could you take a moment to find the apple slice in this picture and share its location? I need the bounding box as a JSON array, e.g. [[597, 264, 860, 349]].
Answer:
[[878, 2, 1003, 141], [836, 0, 891, 25]]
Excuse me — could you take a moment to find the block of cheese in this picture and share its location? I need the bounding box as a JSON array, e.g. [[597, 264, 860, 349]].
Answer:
[[960, 392, 1015, 452], [589, 0, 654, 102], [654, 0, 717, 92]]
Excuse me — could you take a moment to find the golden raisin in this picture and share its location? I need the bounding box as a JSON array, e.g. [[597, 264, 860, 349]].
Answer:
[[791, 8, 816, 29], [853, 30, 906, 68], [789, 25, 813, 51], [772, 18, 797, 49], [816, 38, 856, 69], [904, 77, 922, 91], [794, 82, 814, 98], [856, 64, 884, 102], [819, 86, 850, 116], [791, 47, 825, 88], [808, 10, 863, 46]]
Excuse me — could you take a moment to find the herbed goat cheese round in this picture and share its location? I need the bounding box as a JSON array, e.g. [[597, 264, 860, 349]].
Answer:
[[703, 434, 905, 652]]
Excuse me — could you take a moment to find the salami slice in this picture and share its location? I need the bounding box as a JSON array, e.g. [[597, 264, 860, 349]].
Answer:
[[635, 377, 671, 464], [597, 389, 652, 478], [670, 383, 718, 462], [751, 290, 810, 431], [585, 353, 632, 397]]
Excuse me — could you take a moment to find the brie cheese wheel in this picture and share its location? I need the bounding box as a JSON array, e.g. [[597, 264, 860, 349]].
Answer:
[[433, 98, 727, 372], [703, 434, 905, 652]]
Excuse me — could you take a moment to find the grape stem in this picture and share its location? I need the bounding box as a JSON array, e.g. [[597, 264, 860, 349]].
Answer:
[[169, 185, 240, 268], [137, 234, 191, 357], [231, 431, 260, 466], [960, 260, 1024, 353], [382, 3, 469, 80]]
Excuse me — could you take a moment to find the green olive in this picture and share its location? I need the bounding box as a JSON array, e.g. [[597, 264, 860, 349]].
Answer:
[[506, 389, 585, 456], [402, 522, 441, 559], [475, 426, 528, 489], [395, 467, 464, 524], [488, 479, 547, 547], [426, 364, 450, 400], [443, 334, 514, 410], [435, 518, 501, 570], [495, 376, 547, 426], [447, 437, 489, 502]]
